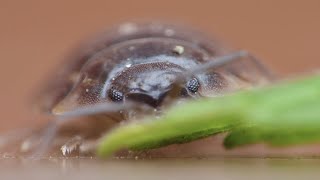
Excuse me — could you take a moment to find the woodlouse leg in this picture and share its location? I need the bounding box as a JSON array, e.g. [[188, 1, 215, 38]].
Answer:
[[0, 128, 33, 148], [60, 135, 82, 156], [60, 137, 99, 156], [0, 128, 37, 157], [78, 139, 98, 155], [0, 114, 62, 157], [29, 102, 141, 158]]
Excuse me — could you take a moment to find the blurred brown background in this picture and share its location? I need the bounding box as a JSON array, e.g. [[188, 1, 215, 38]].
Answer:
[[0, 0, 319, 131]]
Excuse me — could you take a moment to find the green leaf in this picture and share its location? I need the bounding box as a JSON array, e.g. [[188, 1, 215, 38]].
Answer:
[[97, 75, 320, 157]]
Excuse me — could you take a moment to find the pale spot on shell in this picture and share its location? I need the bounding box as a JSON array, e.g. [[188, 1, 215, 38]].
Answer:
[[164, 29, 175, 36], [82, 77, 93, 85], [118, 22, 138, 35], [69, 73, 80, 83], [129, 46, 136, 51], [173, 45, 184, 55]]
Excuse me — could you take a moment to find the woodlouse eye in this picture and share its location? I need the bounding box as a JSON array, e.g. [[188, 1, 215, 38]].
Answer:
[[186, 78, 200, 93], [109, 88, 124, 102]]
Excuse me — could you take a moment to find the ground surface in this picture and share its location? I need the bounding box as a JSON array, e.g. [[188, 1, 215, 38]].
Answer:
[[1, 158, 320, 180]]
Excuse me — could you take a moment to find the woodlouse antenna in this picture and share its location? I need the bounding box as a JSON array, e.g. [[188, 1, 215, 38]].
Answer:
[[166, 50, 274, 99], [55, 101, 135, 119], [184, 50, 274, 80], [30, 121, 58, 158], [166, 50, 249, 98], [183, 50, 250, 77]]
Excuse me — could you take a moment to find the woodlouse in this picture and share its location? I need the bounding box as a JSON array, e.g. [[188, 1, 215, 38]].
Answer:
[[7, 22, 273, 157]]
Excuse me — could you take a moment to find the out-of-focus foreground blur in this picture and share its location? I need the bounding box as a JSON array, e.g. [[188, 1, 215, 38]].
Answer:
[[0, 0, 319, 131]]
